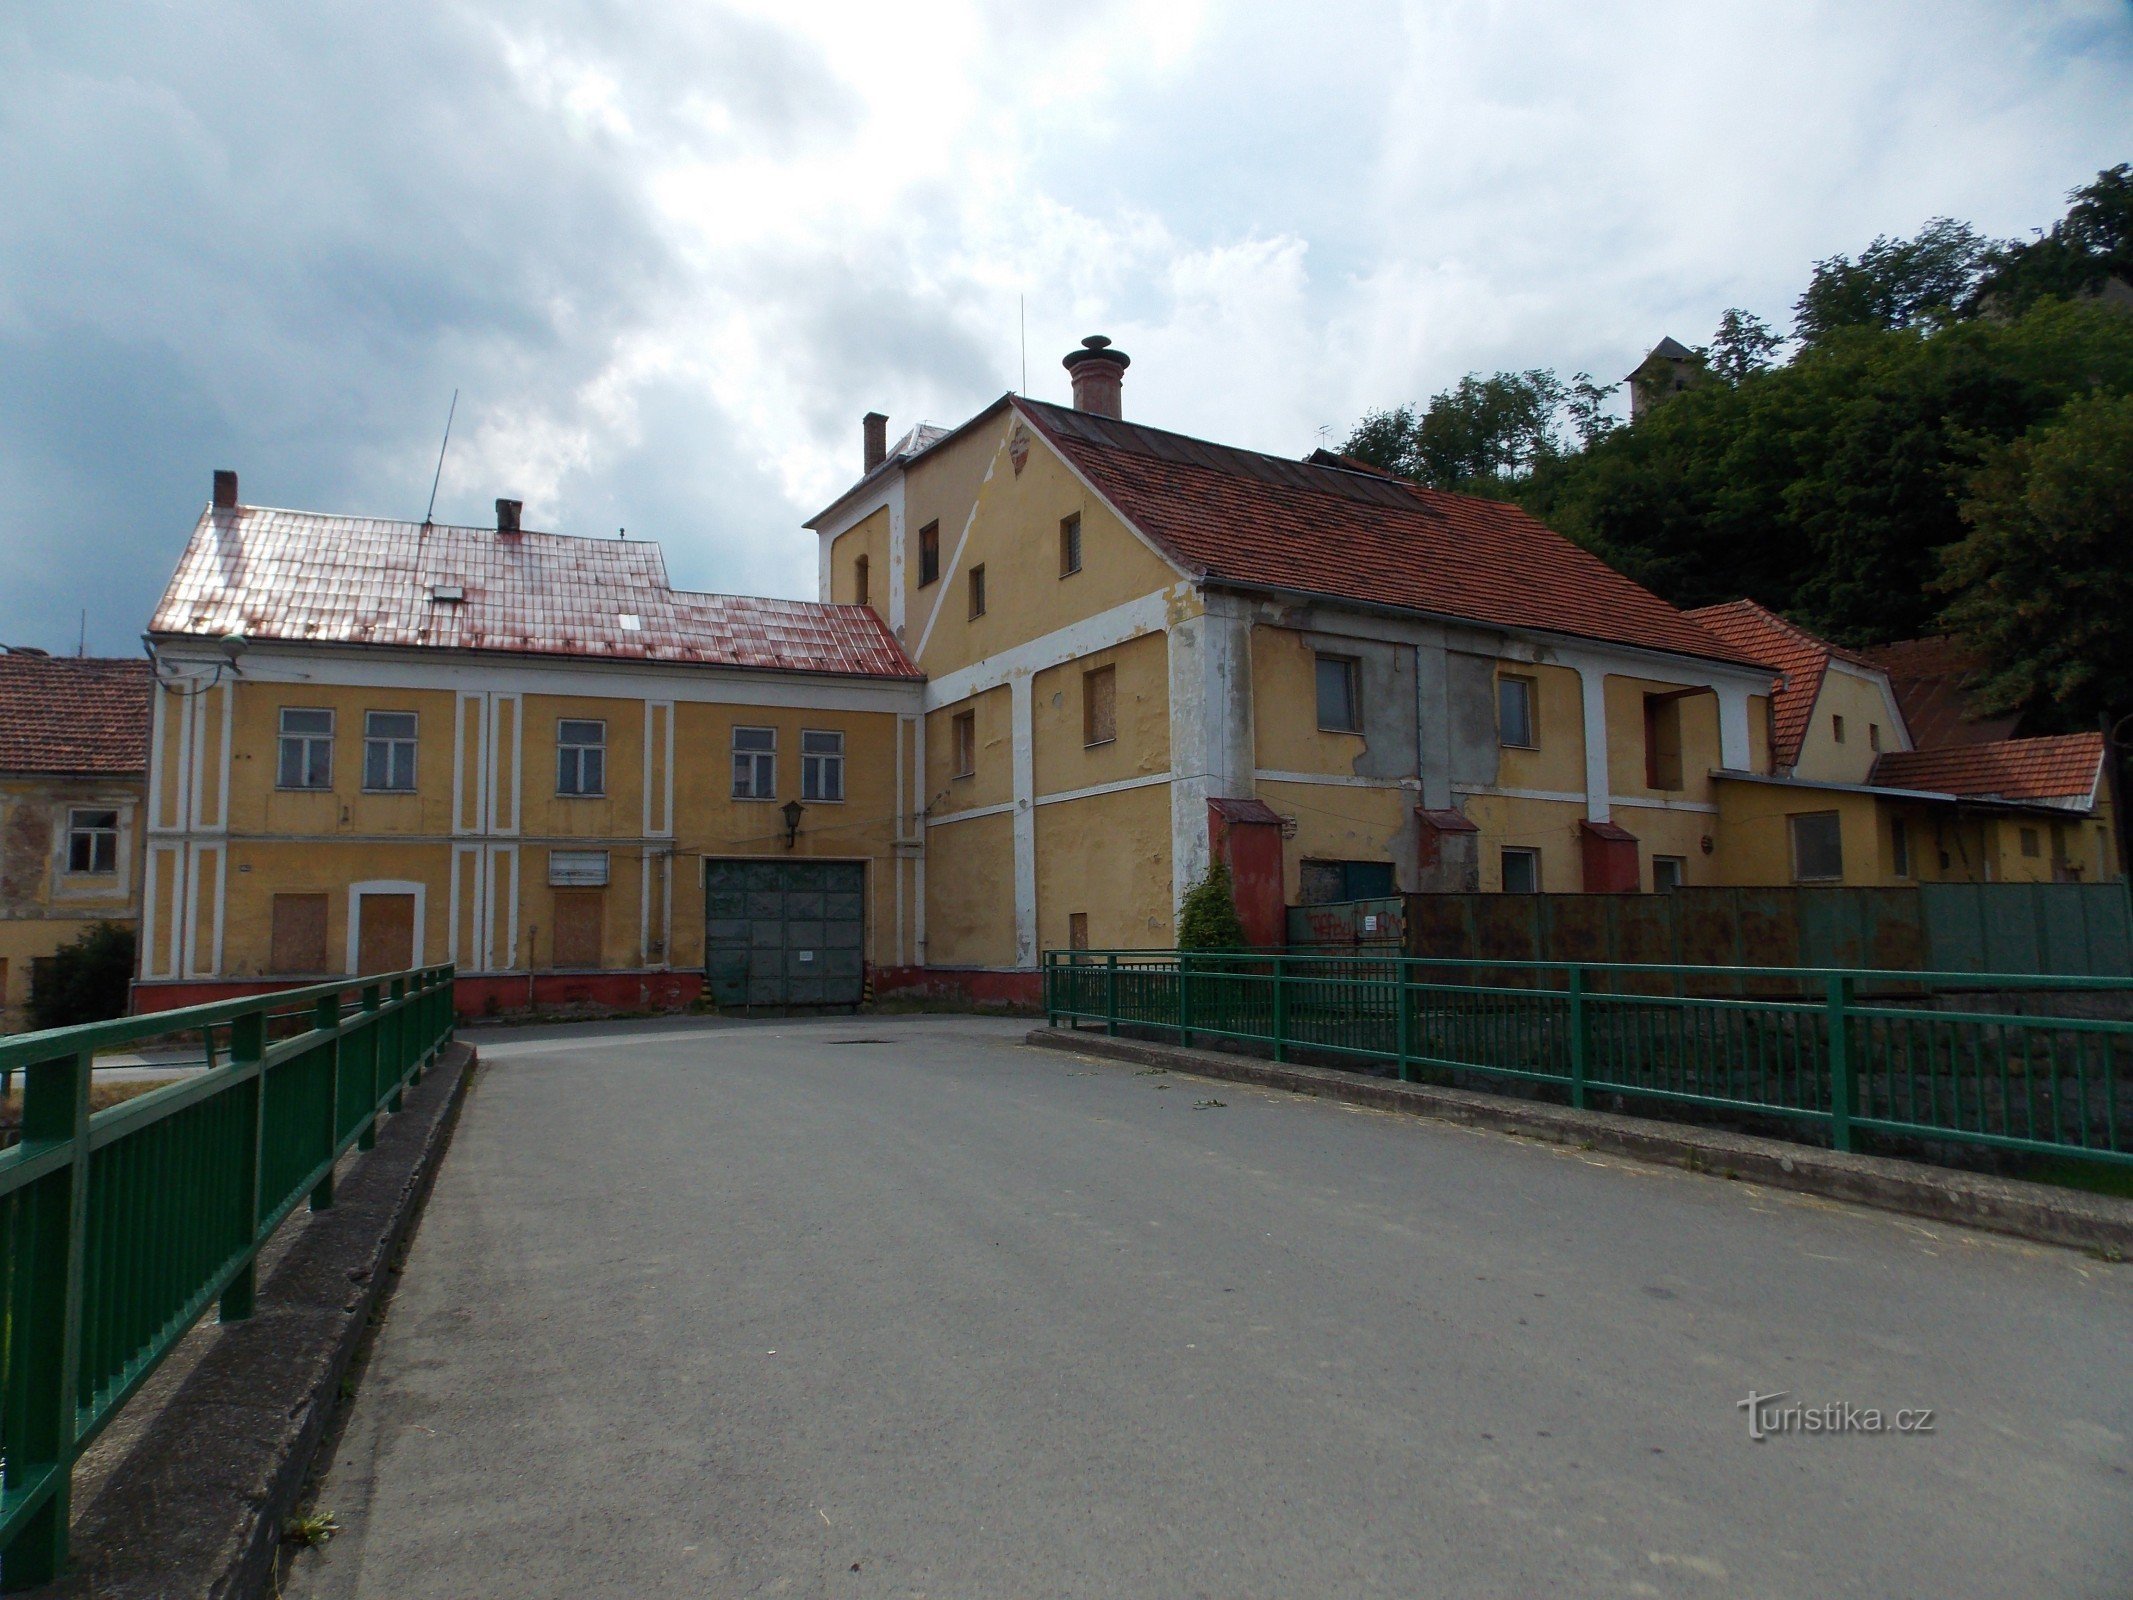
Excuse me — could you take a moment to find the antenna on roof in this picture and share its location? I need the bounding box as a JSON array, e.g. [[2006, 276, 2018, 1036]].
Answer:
[[423, 389, 458, 527], [78, 610, 85, 658]]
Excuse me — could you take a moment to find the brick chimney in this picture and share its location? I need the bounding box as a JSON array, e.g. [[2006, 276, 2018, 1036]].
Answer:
[[212, 469, 238, 509], [496, 498, 523, 537], [863, 411, 888, 472], [1062, 335, 1129, 419]]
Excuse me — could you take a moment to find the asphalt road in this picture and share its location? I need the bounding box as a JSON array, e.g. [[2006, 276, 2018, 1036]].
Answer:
[[287, 1015, 2133, 1599]]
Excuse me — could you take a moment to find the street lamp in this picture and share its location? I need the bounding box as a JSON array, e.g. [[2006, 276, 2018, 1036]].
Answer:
[[781, 799, 805, 850]]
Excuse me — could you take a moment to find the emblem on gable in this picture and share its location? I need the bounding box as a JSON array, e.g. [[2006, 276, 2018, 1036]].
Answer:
[[1008, 425, 1031, 476]]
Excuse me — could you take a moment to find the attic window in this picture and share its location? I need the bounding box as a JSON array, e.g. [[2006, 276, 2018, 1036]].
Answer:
[[429, 584, 464, 603], [618, 614, 643, 631]]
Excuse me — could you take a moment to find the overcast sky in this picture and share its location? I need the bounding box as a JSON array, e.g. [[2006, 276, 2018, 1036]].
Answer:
[[3, 1, 2129, 655]]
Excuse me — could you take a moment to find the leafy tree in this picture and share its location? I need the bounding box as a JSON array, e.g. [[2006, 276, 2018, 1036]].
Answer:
[[1342, 370, 1568, 491], [1974, 164, 2133, 314], [1937, 390, 2133, 728], [27, 922, 136, 1030], [1177, 857, 1248, 951], [1564, 371, 1621, 447], [1793, 217, 1996, 345], [1707, 309, 1782, 383]]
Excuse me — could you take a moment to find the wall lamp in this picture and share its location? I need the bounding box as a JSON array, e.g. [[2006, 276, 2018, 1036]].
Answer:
[[781, 799, 805, 850]]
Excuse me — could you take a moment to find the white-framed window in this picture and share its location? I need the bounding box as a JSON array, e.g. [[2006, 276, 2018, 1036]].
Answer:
[[1498, 675, 1536, 748], [801, 730, 845, 801], [1652, 855, 1686, 893], [1501, 847, 1541, 894], [548, 849, 610, 887], [363, 711, 418, 792], [733, 726, 776, 799], [1790, 811, 1844, 882], [66, 809, 118, 874], [277, 708, 334, 790], [557, 719, 606, 796], [1316, 653, 1361, 732]]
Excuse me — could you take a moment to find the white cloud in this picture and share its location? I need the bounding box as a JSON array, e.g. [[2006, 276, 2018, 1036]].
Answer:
[[0, 0, 2127, 650]]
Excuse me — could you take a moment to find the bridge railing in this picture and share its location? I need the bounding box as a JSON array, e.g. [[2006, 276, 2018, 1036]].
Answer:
[[1043, 950, 2133, 1169], [0, 965, 457, 1590]]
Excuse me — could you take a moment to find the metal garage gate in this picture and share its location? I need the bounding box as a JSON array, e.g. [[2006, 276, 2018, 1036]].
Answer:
[[703, 858, 866, 1008]]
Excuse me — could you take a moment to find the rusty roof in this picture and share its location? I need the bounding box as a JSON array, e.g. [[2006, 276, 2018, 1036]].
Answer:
[[1015, 399, 1762, 669], [0, 655, 152, 775], [149, 505, 918, 679], [1683, 599, 1884, 771], [1869, 733, 2106, 808]]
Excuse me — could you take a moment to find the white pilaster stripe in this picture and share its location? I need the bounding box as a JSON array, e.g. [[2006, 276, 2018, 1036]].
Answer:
[[1034, 770, 1173, 807], [923, 588, 1178, 712]]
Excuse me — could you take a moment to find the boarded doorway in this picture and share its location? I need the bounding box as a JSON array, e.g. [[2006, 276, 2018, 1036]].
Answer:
[[271, 893, 330, 974], [356, 892, 416, 975], [704, 858, 864, 1008]]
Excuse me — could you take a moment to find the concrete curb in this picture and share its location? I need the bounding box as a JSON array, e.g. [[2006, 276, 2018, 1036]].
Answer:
[[1025, 1027, 2133, 1258], [40, 1041, 478, 1600]]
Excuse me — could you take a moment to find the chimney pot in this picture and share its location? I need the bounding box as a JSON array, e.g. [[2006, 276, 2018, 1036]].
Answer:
[[212, 469, 238, 509], [863, 411, 888, 472], [1062, 334, 1130, 419], [496, 498, 523, 536]]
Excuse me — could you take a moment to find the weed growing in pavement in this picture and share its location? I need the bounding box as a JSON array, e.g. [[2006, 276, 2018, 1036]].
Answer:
[[283, 1511, 340, 1549]]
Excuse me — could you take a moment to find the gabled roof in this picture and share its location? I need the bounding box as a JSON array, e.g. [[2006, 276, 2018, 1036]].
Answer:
[[1683, 599, 1881, 770], [1643, 336, 1697, 363], [1859, 636, 2023, 750], [1869, 733, 2106, 809], [0, 655, 152, 775], [150, 505, 919, 679], [1014, 399, 1760, 669]]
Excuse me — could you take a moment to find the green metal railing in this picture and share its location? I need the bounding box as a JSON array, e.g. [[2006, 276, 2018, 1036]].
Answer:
[[0, 966, 456, 1590], [1044, 950, 2133, 1169]]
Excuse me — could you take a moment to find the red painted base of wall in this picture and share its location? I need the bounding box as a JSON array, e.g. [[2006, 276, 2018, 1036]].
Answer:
[[871, 966, 1043, 1011]]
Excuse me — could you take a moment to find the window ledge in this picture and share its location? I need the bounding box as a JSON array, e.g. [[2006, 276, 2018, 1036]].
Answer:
[[1083, 737, 1116, 750]]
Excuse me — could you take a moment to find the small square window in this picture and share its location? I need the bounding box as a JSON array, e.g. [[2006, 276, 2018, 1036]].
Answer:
[[953, 710, 977, 778], [363, 710, 418, 792], [1790, 811, 1844, 882], [968, 563, 987, 619], [1501, 847, 1540, 894], [733, 726, 777, 799], [557, 719, 606, 797], [1083, 665, 1116, 747], [1498, 675, 1535, 749], [277, 708, 334, 790], [802, 729, 845, 801], [66, 809, 119, 875], [1315, 654, 1361, 733], [1652, 855, 1686, 893], [1060, 513, 1083, 576], [918, 521, 940, 587]]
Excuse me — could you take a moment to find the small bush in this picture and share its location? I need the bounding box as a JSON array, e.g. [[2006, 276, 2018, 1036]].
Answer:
[[1177, 858, 1248, 950], [28, 921, 136, 1030]]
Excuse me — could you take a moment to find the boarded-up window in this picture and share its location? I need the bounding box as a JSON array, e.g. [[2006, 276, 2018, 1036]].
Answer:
[[356, 893, 415, 975], [1068, 912, 1089, 949], [552, 888, 605, 969], [1790, 812, 1843, 882], [1083, 665, 1116, 746], [271, 893, 330, 975], [1644, 695, 1684, 790]]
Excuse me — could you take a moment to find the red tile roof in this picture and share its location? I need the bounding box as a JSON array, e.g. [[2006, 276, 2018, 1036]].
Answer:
[[1869, 733, 2105, 807], [1683, 599, 1881, 771], [0, 655, 152, 775], [1016, 400, 1762, 669], [150, 506, 918, 679], [1859, 636, 2023, 749]]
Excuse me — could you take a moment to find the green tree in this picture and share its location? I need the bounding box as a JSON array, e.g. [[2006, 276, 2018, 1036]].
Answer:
[[1177, 857, 1248, 951], [1708, 308, 1782, 383], [1974, 164, 2133, 315], [1793, 217, 1996, 345], [27, 921, 136, 1031], [1343, 369, 1568, 491], [1938, 390, 2133, 728]]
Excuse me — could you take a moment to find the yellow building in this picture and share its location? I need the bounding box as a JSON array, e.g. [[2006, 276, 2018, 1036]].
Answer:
[[0, 653, 150, 1031], [809, 336, 1784, 995], [137, 477, 923, 1014], [1689, 601, 2119, 887]]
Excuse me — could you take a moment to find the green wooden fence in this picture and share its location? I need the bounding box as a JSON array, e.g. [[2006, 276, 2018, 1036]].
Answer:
[[1044, 950, 2133, 1170], [0, 967, 456, 1589]]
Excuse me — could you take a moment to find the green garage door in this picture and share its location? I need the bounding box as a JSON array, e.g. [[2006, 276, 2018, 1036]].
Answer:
[[704, 858, 866, 1008]]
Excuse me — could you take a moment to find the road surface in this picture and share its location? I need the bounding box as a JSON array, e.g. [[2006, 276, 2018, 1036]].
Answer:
[[286, 1014, 2132, 1599]]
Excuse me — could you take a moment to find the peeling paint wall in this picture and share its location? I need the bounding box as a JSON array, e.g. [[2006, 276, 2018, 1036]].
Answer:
[[1035, 781, 1173, 951], [1, 774, 144, 1029]]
